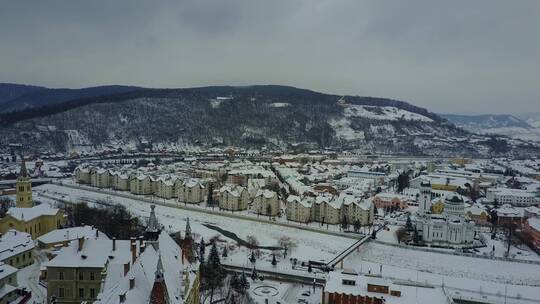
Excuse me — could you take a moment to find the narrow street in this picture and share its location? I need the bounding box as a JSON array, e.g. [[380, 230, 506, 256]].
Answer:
[[17, 250, 48, 303]]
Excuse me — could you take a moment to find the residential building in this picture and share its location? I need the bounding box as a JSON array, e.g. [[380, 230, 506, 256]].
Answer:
[[178, 179, 207, 204], [37, 225, 109, 249], [372, 193, 409, 211], [91, 168, 111, 188], [218, 185, 249, 211], [253, 189, 279, 216], [74, 167, 91, 184], [111, 171, 130, 191], [523, 218, 540, 251], [0, 230, 34, 269], [155, 176, 177, 199], [130, 174, 153, 195], [486, 188, 539, 207], [286, 195, 312, 223], [0, 262, 25, 303]]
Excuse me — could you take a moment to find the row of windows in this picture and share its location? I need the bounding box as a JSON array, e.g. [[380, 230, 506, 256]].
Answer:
[[57, 287, 96, 299], [58, 271, 96, 281], [8, 251, 32, 266]]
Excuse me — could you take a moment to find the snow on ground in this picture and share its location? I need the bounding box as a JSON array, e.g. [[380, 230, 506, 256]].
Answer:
[[328, 118, 365, 141], [34, 184, 354, 263], [269, 102, 290, 108], [344, 105, 433, 122], [475, 233, 540, 262], [248, 278, 321, 304], [344, 242, 540, 300]]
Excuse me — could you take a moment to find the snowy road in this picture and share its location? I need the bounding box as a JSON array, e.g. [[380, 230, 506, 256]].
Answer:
[[17, 250, 47, 303]]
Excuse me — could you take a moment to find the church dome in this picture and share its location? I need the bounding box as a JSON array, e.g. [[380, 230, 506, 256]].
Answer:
[[445, 194, 463, 205]]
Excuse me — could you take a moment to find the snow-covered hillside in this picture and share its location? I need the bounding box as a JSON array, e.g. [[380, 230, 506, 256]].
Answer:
[[345, 105, 433, 122]]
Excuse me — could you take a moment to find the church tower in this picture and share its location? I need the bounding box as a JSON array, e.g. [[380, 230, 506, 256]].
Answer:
[[16, 158, 33, 208], [145, 205, 161, 248], [418, 180, 431, 215]]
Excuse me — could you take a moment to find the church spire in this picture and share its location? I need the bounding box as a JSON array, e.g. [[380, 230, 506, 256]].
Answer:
[[145, 205, 161, 243], [19, 156, 28, 178], [149, 253, 167, 304], [16, 155, 33, 208], [185, 218, 192, 240]]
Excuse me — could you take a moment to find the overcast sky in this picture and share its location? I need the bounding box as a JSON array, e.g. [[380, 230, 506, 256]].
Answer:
[[1, 1, 539, 114]]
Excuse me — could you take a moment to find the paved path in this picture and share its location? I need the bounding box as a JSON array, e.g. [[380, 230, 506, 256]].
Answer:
[[48, 182, 365, 240]]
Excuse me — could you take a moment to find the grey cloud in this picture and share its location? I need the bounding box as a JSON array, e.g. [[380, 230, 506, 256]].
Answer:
[[0, 0, 538, 114]]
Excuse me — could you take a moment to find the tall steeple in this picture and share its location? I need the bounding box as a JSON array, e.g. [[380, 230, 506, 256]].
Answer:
[[145, 205, 161, 243], [149, 253, 168, 304], [184, 218, 192, 240], [16, 157, 33, 208]]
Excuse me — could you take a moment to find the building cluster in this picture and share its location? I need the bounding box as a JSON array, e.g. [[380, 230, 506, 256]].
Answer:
[[286, 193, 374, 226], [43, 205, 200, 304], [0, 159, 65, 239]]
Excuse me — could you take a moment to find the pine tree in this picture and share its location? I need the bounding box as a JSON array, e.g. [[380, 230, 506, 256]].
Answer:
[[239, 271, 250, 293], [406, 215, 413, 231], [251, 267, 258, 281], [203, 242, 226, 303], [308, 263, 313, 273], [199, 237, 206, 260], [222, 246, 228, 258], [353, 219, 361, 233], [271, 253, 277, 266], [249, 251, 256, 264], [207, 184, 214, 208]]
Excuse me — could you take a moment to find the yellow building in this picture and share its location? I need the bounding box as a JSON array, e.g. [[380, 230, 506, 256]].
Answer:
[[0, 159, 66, 239], [431, 200, 445, 214], [15, 160, 32, 208]]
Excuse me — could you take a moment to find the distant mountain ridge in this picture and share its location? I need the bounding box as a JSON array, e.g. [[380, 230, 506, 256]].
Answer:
[[441, 113, 540, 142], [0, 83, 537, 158], [440, 113, 532, 129], [0, 83, 143, 112]]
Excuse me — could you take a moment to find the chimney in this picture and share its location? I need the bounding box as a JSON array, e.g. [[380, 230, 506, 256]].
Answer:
[[139, 235, 144, 247], [123, 263, 130, 276], [129, 277, 135, 290], [131, 242, 137, 264], [112, 237, 117, 251], [140, 243, 146, 254], [119, 292, 126, 303], [78, 237, 85, 252]]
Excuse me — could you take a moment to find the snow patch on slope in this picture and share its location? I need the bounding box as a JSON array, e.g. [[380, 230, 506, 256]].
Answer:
[[329, 118, 365, 140], [345, 105, 433, 122]]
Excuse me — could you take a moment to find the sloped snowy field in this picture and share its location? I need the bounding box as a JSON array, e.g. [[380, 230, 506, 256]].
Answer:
[[345, 242, 540, 300], [34, 184, 353, 262]]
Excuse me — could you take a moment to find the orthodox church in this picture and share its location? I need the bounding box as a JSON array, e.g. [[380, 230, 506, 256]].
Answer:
[[415, 181, 476, 246], [0, 158, 66, 239]]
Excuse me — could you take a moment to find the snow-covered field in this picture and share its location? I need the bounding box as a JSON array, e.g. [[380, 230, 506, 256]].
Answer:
[[34, 184, 354, 263], [345, 242, 540, 301]]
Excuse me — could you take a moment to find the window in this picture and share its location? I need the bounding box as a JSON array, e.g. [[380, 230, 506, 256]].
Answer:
[[79, 288, 84, 298], [58, 271, 64, 280], [90, 288, 96, 298], [90, 272, 95, 280], [59, 287, 65, 298], [79, 271, 84, 280]]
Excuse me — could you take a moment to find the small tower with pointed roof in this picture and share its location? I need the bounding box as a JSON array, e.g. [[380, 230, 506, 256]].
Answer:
[[16, 157, 33, 208], [145, 205, 161, 245], [149, 254, 168, 304], [184, 218, 192, 241]]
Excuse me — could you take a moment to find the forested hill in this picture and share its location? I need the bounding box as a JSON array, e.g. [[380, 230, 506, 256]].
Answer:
[[2, 84, 531, 158]]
